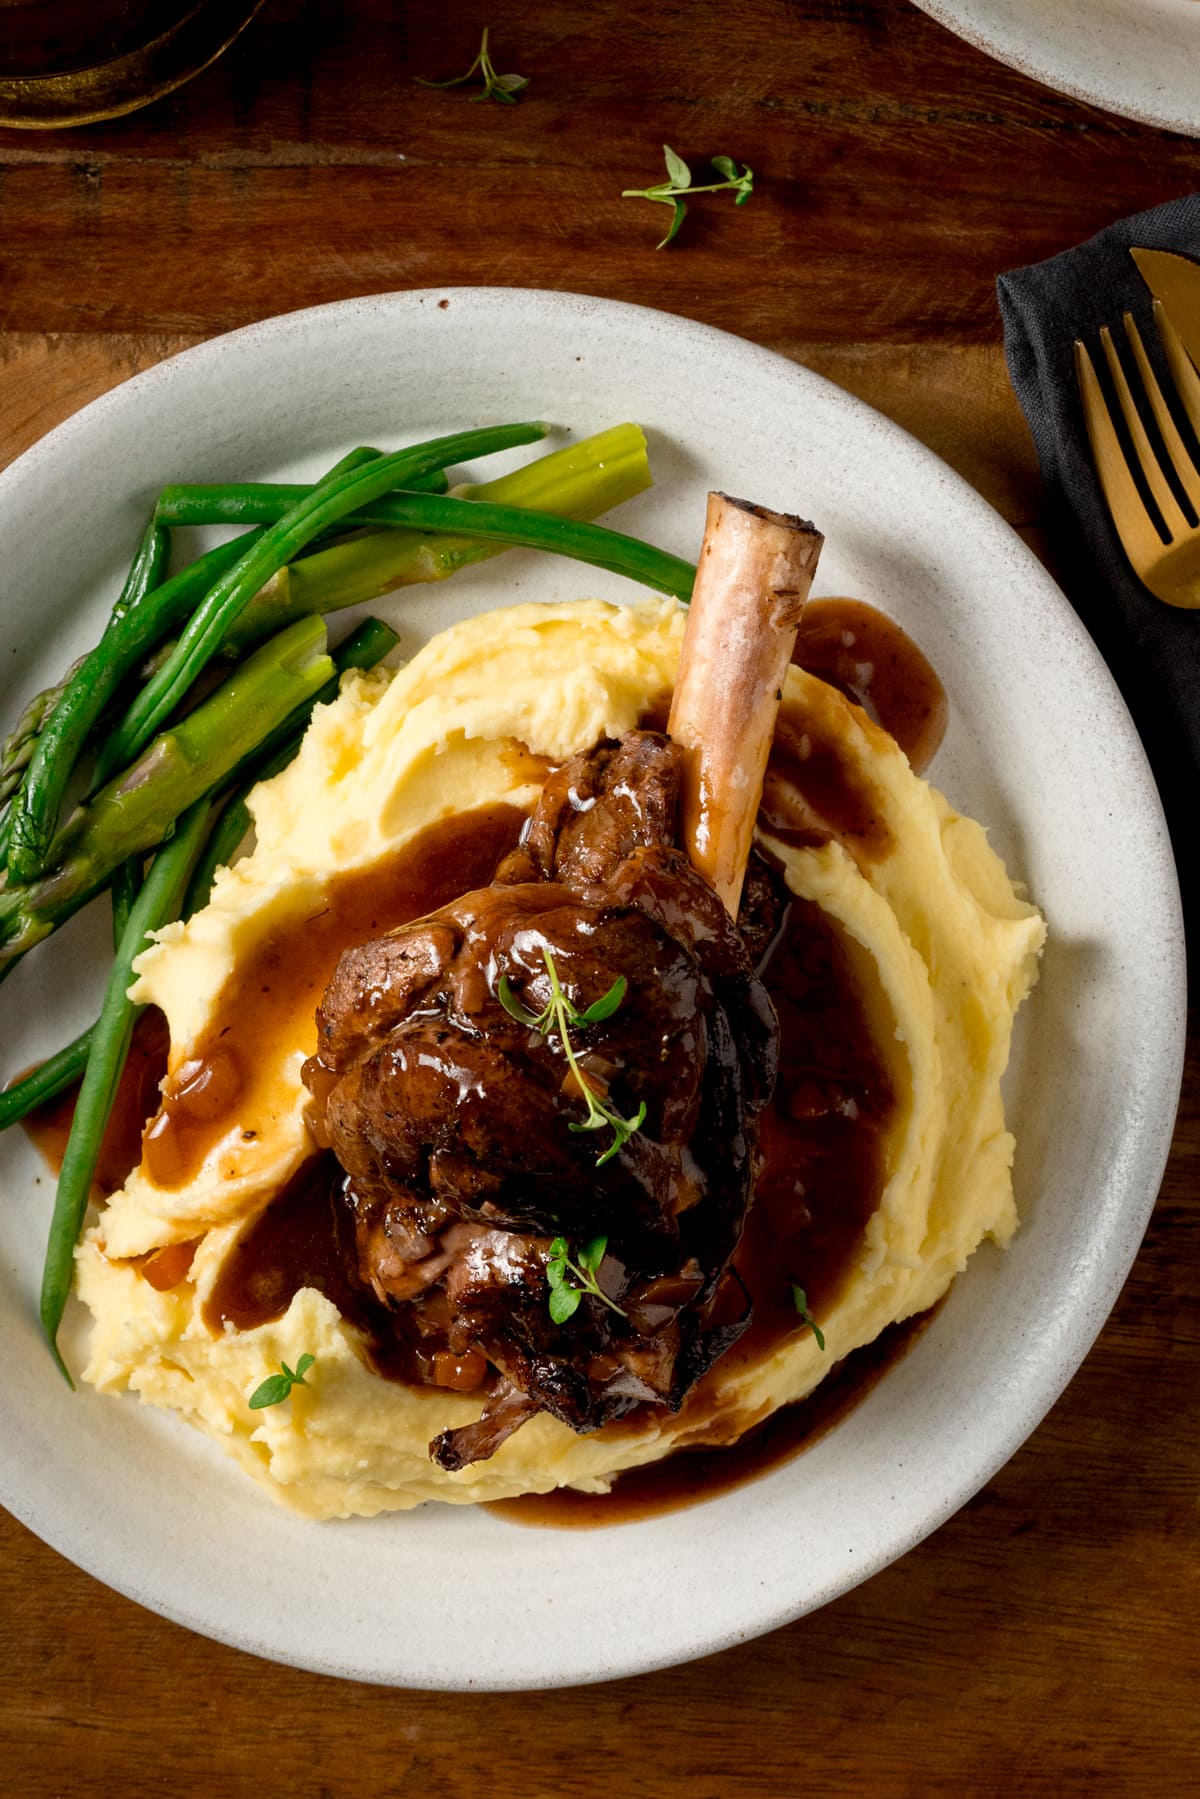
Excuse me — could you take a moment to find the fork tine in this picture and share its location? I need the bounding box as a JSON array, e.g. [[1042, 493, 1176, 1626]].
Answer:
[[1122, 311, 1200, 515], [1098, 325, 1191, 539], [1073, 339, 1164, 571], [1151, 298, 1200, 443]]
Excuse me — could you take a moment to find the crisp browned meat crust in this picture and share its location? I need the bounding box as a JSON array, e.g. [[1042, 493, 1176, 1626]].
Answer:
[[305, 731, 782, 1468]]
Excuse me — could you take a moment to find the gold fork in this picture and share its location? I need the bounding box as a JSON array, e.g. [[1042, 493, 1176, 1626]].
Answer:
[[1074, 301, 1200, 609]]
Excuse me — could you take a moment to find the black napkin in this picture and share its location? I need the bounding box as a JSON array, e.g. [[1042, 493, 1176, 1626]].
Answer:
[[998, 195, 1200, 947]]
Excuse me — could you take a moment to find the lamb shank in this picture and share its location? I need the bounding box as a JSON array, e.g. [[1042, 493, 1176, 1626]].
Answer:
[[303, 495, 824, 1468]]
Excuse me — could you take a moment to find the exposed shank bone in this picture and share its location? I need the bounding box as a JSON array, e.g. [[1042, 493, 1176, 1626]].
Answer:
[[668, 492, 824, 915]]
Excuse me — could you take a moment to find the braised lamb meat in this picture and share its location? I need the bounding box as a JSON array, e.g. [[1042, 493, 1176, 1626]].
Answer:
[[306, 732, 782, 1468], [306, 492, 825, 1470]]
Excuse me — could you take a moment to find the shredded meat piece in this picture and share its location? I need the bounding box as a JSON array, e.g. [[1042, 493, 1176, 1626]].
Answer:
[[305, 731, 783, 1468]]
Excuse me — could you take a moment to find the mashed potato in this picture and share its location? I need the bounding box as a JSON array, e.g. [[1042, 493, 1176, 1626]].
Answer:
[[76, 596, 1044, 1517]]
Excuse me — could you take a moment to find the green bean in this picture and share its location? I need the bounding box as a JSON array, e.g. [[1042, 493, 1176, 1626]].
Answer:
[[0, 1025, 92, 1132], [110, 513, 171, 625], [156, 465, 452, 527], [109, 859, 141, 949], [105, 526, 172, 943], [0, 1008, 139, 1141], [154, 440, 455, 529], [93, 424, 551, 788], [316, 446, 383, 482], [40, 799, 214, 1379], [293, 490, 695, 603]]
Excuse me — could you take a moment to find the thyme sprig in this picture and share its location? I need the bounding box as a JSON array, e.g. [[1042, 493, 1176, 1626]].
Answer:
[[497, 946, 647, 1166], [249, 1353, 315, 1410], [791, 1286, 826, 1352], [417, 27, 529, 104], [622, 145, 754, 248], [546, 1233, 627, 1324]]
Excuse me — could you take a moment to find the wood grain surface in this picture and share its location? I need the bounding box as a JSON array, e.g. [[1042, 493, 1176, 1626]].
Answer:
[[2, 0, 1200, 347], [0, 2, 1197, 1794]]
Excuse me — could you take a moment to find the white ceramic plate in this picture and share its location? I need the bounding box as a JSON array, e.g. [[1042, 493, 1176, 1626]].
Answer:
[[0, 290, 1185, 1690], [913, 0, 1200, 135]]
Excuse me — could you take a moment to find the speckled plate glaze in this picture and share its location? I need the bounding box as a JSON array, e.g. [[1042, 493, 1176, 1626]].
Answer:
[[0, 290, 1185, 1690], [912, 0, 1200, 135]]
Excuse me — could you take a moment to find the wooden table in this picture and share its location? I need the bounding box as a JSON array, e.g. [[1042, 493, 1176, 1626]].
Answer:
[[1, 3, 1197, 1792]]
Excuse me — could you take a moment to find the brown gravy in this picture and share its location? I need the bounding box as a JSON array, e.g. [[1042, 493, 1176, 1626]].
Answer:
[[761, 704, 893, 861], [732, 894, 892, 1336], [141, 802, 528, 1191], [205, 1153, 360, 1333], [750, 597, 945, 862], [490, 1309, 935, 1528], [794, 597, 947, 774]]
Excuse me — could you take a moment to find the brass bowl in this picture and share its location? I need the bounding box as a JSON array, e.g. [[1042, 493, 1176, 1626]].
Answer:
[[0, 0, 267, 128]]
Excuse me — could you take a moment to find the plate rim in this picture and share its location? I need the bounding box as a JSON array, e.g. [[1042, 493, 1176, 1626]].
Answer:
[[0, 284, 1187, 1689], [911, 0, 1200, 136]]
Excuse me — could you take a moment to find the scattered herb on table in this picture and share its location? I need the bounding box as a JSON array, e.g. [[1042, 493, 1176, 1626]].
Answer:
[[546, 1234, 626, 1324], [622, 145, 754, 248], [417, 26, 529, 104], [249, 1353, 315, 1410], [791, 1285, 826, 1352], [497, 948, 647, 1165]]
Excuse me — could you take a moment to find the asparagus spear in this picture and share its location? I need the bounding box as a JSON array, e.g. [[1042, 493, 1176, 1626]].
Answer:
[[3, 532, 262, 885], [0, 658, 86, 812], [5, 514, 171, 885], [0, 615, 335, 966]]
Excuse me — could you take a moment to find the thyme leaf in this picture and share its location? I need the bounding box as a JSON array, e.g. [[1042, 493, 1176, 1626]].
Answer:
[[791, 1286, 826, 1353], [546, 1233, 626, 1323], [248, 1351, 315, 1410]]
